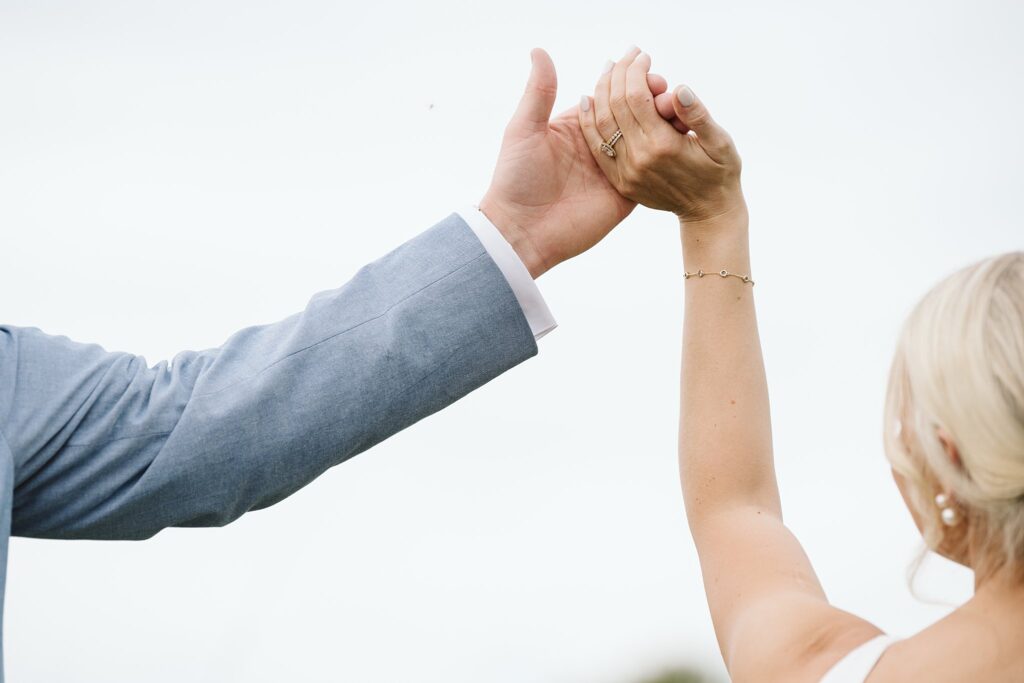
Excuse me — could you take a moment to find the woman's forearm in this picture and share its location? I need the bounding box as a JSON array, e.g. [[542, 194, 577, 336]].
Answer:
[[678, 207, 780, 529], [573, 53, 779, 531], [577, 63, 843, 670]]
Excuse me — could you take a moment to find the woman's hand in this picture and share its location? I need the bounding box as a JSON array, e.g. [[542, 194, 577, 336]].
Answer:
[[578, 48, 745, 226], [479, 49, 676, 279]]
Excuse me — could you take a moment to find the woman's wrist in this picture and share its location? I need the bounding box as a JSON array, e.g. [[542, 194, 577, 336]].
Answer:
[[679, 202, 749, 260], [678, 200, 748, 233]]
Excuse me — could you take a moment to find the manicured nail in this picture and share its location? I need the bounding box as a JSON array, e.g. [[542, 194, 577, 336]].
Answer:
[[623, 45, 639, 58], [601, 60, 614, 75], [635, 51, 649, 65], [677, 85, 696, 107], [580, 95, 591, 112]]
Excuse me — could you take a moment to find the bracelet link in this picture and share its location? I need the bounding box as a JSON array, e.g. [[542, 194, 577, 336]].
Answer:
[[683, 268, 754, 285]]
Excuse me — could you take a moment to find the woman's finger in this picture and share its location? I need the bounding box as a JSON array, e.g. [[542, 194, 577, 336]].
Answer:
[[625, 52, 665, 132], [672, 85, 736, 162], [578, 95, 621, 180], [593, 60, 618, 142], [609, 47, 642, 138]]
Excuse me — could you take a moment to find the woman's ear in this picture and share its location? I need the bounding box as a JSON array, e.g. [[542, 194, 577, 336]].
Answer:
[[937, 427, 962, 469]]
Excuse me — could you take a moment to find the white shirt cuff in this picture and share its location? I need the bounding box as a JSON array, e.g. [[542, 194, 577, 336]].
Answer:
[[458, 207, 557, 340]]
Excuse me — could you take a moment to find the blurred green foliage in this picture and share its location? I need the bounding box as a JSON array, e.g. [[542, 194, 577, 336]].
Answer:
[[637, 668, 718, 683]]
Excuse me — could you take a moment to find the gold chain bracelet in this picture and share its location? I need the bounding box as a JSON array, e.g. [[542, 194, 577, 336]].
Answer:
[[683, 269, 754, 285]]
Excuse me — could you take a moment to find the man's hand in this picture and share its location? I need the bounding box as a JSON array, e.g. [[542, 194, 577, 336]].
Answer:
[[480, 49, 669, 278]]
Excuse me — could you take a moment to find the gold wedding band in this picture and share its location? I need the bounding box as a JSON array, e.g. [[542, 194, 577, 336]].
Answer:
[[600, 129, 623, 158]]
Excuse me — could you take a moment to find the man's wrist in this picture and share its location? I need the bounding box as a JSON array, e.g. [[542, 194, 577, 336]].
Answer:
[[478, 196, 550, 279], [458, 206, 558, 340]]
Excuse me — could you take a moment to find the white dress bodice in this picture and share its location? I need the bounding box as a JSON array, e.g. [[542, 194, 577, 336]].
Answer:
[[818, 635, 898, 683]]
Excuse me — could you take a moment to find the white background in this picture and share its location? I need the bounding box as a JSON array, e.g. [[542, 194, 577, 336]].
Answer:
[[1, 1, 1021, 681]]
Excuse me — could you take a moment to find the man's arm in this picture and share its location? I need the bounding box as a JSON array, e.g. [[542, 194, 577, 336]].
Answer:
[[1, 215, 536, 539], [1, 46, 644, 541]]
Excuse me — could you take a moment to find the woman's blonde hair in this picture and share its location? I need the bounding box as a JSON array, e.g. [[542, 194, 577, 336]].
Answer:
[[884, 251, 1024, 574]]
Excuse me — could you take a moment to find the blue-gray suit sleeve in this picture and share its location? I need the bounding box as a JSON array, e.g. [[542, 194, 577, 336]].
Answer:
[[0, 214, 537, 539]]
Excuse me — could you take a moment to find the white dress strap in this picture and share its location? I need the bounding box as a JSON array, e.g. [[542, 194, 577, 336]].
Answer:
[[818, 635, 899, 683]]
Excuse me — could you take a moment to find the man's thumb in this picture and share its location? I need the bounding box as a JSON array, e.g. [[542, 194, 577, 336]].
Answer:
[[509, 48, 557, 135]]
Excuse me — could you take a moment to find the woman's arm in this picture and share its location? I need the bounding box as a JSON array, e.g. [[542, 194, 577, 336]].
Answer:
[[579, 50, 881, 681], [676, 203, 867, 680]]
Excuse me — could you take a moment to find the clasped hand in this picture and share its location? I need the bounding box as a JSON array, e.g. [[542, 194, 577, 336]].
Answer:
[[480, 47, 746, 278]]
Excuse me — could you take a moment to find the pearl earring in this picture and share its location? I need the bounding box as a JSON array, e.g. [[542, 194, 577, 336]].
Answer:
[[935, 492, 961, 527]]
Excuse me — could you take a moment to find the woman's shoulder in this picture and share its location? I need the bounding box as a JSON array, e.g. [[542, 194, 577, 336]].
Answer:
[[727, 600, 884, 683], [727, 596, 1021, 682], [818, 634, 898, 683], [867, 613, 1022, 682]]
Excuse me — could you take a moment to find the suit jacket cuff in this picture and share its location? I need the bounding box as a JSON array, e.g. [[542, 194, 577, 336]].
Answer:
[[458, 207, 557, 340]]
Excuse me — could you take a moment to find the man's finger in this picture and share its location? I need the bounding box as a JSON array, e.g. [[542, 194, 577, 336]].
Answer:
[[655, 92, 690, 132], [647, 73, 668, 97]]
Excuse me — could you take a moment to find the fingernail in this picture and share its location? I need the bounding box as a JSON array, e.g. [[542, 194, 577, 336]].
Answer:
[[635, 51, 649, 64], [623, 44, 639, 58], [580, 95, 590, 112], [677, 85, 696, 107], [601, 60, 614, 75]]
